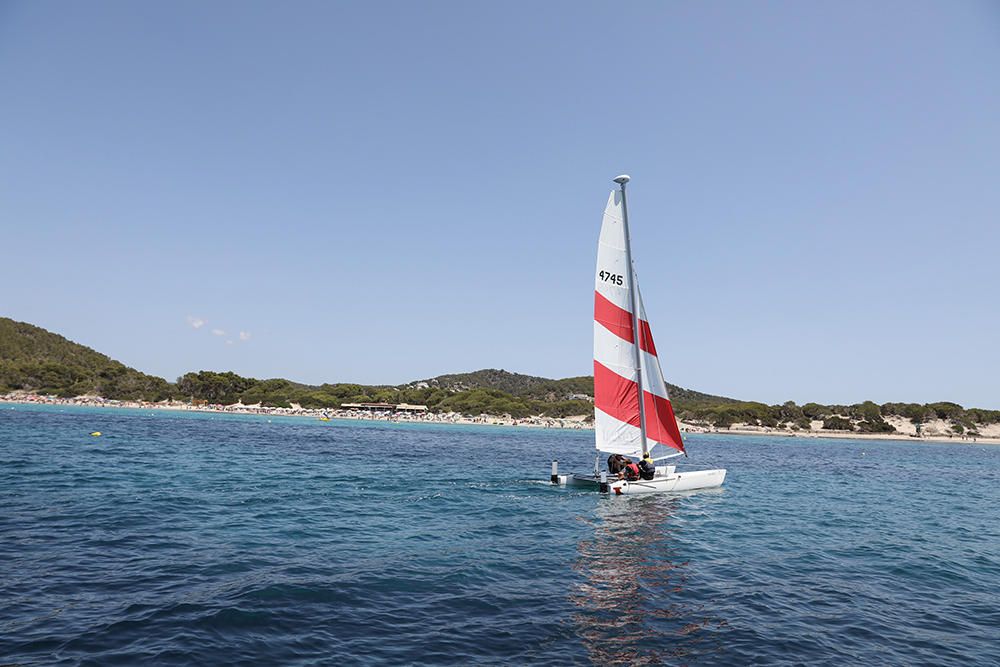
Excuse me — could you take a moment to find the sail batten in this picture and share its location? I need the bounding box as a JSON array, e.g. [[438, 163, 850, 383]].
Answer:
[[594, 189, 685, 457]]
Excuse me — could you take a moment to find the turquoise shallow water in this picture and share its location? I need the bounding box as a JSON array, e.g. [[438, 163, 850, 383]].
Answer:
[[1, 404, 999, 666]]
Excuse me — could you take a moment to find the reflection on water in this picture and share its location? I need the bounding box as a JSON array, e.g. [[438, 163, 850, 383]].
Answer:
[[570, 495, 725, 665]]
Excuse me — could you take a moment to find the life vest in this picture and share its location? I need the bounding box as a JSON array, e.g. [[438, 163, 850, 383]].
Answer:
[[623, 462, 640, 481]]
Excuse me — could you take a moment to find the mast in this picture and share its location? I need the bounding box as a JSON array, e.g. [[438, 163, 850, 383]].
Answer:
[[613, 174, 648, 458]]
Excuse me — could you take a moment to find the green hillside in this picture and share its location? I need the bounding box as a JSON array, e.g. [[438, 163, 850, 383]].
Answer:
[[3, 317, 998, 433], [412, 369, 595, 401], [412, 368, 736, 404], [0, 318, 173, 399]]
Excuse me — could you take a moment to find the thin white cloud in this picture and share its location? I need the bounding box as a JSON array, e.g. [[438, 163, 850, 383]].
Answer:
[[189, 319, 250, 344]]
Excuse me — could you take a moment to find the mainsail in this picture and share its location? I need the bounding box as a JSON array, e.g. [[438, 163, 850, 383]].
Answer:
[[593, 190, 685, 457]]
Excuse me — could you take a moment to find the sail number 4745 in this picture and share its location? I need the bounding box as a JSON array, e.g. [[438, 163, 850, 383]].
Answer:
[[598, 270, 624, 286]]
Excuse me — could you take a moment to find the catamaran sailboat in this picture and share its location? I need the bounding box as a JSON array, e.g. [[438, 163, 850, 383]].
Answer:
[[552, 175, 726, 495]]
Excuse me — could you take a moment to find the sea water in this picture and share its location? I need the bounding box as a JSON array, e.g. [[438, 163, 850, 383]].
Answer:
[[1, 404, 998, 666]]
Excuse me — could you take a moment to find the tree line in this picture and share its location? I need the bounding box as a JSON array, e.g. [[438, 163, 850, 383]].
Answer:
[[3, 317, 998, 427], [675, 399, 1000, 434], [5, 360, 1000, 431], [173, 371, 594, 419]]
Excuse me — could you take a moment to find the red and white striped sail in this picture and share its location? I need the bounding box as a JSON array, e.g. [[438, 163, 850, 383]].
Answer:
[[593, 190, 685, 457]]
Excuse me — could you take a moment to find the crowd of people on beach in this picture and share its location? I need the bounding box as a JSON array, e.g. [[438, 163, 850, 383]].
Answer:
[[0, 392, 592, 430]]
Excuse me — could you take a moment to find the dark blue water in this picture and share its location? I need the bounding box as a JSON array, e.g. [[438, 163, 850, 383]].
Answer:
[[2, 405, 998, 665]]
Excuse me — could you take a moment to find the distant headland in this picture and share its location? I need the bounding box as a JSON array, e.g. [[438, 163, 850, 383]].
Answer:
[[2, 317, 998, 443]]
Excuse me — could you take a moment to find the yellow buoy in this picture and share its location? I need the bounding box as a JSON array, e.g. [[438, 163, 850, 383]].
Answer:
[[90, 431, 102, 437]]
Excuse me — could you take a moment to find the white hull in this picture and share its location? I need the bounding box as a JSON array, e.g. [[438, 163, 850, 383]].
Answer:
[[559, 468, 726, 495]]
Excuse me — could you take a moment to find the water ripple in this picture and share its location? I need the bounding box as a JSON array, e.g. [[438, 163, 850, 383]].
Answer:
[[1, 405, 999, 665]]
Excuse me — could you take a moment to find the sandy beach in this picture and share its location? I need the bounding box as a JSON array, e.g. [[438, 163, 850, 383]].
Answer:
[[0, 394, 591, 431], [679, 420, 1000, 446], [4, 393, 998, 445]]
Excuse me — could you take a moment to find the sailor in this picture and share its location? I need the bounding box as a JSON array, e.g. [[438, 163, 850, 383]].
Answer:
[[607, 453, 628, 475], [622, 459, 640, 481], [638, 452, 656, 480]]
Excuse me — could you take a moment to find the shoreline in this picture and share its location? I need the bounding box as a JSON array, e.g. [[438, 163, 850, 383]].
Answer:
[[4, 394, 999, 445], [0, 395, 590, 430], [686, 424, 1000, 446]]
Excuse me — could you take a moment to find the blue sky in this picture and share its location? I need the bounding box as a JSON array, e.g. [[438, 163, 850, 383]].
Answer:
[[2, 1, 998, 407]]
